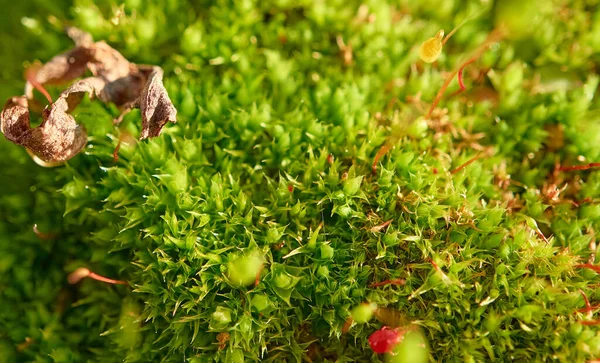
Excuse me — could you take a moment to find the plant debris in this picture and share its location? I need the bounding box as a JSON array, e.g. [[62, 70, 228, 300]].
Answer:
[[1, 28, 176, 163]]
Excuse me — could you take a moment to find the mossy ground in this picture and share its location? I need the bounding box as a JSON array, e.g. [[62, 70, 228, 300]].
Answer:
[[2, 0, 600, 362]]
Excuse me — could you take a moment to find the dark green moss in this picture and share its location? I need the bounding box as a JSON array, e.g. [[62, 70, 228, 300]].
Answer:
[[2, 0, 600, 362]]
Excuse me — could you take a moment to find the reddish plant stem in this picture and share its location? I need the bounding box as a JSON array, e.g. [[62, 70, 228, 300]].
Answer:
[[576, 264, 600, 273], [113, 138, 122, 162], [68, 267, 128, 285], [580, 320, 600, 326], [559, 163, 600, 172], [369, 279, 406, 288], [327, 154, 334, 165], [88, 271, 128, 285], [579, 289, 593, 317], [254, 267, 264, 287], [457, 59, 474, 92], [33, 224, 55, 239], [342, 318, 353, 333], [426, 29, 504, 119], [449, 59, 476, 98], [534, 228, 549, 244], [372, 144, 391, 174], [451, 153, 483, 175], [25, 67, 53, 104]]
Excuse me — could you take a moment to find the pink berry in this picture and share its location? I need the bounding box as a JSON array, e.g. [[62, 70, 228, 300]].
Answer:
[[368, 327, 404, 354]]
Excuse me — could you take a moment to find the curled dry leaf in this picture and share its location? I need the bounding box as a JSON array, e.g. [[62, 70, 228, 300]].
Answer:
[[1, 95, 87, 163], [2, 28, 177, 163], [135, 67, 177, 139]]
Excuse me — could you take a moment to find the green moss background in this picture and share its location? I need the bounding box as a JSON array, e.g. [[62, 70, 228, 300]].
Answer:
[[2, 0, 600, 361]]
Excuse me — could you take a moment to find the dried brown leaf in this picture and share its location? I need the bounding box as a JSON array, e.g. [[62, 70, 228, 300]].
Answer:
[[24, 47, 92, 99], [3, 28, 177, 163], [136, 67, 177, 139], [1, 94, 87, 163]]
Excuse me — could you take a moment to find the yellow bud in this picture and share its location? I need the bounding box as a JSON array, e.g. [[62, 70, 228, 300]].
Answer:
[[419, 29, 444, 63]]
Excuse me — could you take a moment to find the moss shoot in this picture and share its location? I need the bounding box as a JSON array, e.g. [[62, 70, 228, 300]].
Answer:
[[2, 0, 600, 362]]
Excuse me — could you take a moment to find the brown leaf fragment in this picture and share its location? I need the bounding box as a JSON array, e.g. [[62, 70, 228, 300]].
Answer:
[[66, 26, 94, 47], [0, 96, 30, 139], [86, 41, 133, 82], [136, 67, 177, 139], [25, 47, 93, 99], [3, 28, 177, 163], [1, 97, 87, 163], [0, 81, 101, 163]]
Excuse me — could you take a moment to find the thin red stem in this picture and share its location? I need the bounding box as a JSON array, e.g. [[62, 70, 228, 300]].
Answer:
[[88, 272, 129, 285], [426, 29, 504, 119], [25, 67, 53, 104], [451, 153, 483, 174], [254, 267, 264, 287], [559, 163, 600, 172], [449, 59, 477, 98], [68, 267, 128, 285], [372, 144, 391, 174], [580, 320, 600, 326], [33, 224, 54, 239], [576, 264, 600, 273], [113, 138, 122, 162], [579, 289, 593, 318]]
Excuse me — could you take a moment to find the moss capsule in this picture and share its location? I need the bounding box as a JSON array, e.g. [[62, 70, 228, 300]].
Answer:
[[419, 29, 444, 63]]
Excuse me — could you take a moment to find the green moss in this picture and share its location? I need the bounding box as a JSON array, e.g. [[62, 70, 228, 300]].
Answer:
[[2, 0, 600, 362]]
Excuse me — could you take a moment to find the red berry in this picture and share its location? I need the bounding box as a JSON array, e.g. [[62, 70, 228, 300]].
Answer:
[[368, 327, 404, 354]]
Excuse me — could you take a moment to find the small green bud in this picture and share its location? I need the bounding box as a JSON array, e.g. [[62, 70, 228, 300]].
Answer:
[[494, 0, 538, 39], [180, 89, 197, 117], [251, 294, 272, 312], [274, 272, 293, 289], [227, 251, 264, 287], [384, 231, 400, 246], [267, 227, 283, 244], [570, 322, 583, 337], [135, 18, 156, 44], [351, 303, 377, 323], [502, 62, 524, 92], [343, 176, 363, 196], [387, 330, 429, 363], [229, 348, 244, 363], [317, 265, 329, 278], [210, 306, 232, 330], [320, 244, 334, 259], [407, 117, 428, 138], [181, 25, 203, 54], [337, 205, 353, 218]]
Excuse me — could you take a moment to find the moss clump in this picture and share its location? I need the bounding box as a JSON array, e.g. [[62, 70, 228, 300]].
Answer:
[[2, 0, 600, 362]]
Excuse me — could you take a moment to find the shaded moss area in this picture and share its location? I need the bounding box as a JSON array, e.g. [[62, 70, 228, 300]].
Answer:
[[2, 0, 600, 362]]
